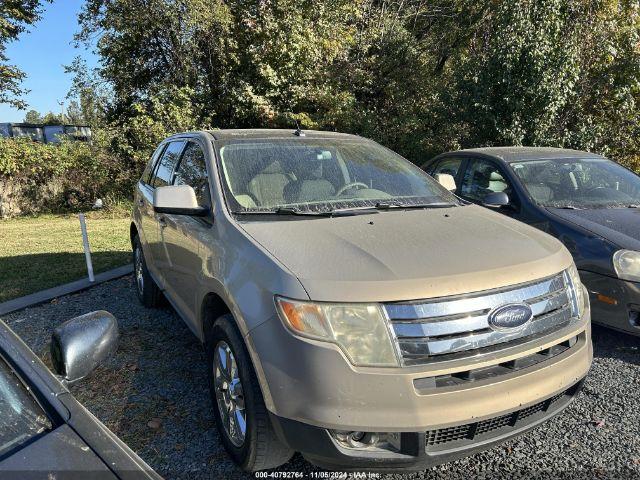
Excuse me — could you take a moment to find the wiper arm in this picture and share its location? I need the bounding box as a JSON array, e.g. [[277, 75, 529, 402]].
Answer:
[[374, 202, 456, 209]]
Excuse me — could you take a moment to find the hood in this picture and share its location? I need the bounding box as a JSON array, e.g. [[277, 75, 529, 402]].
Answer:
[[239, 205, 573, 302], [547, 207, 640, 252]]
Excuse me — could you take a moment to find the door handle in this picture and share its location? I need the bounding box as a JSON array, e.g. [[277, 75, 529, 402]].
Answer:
[[158, 216, 168, 228]]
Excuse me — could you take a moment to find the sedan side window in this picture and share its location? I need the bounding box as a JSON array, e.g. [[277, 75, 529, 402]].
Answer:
[[432, 157, 463, 178], [461, 159, 513, 202], [151, 141, 186, 188], [174, 142, 211, 208]]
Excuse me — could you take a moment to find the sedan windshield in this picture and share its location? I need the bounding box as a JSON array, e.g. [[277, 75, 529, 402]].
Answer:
[[511, 158, 640, 209], [0, 356, 51, 457], [215, 137, 459, 214]]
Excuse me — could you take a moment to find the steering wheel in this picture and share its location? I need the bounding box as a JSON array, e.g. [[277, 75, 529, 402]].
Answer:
[[336, 182, 369, 196]]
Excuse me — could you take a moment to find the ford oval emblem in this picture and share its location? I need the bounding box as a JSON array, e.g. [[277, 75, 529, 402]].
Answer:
[[488, 303, 533, 330]]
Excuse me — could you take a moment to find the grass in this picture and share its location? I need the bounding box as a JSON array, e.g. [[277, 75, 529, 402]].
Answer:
[[0, 206, 132, 303]]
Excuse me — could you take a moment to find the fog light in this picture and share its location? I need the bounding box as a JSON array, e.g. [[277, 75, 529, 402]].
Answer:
[[331, 430, 383, 449], [629, 310, 640, 328]]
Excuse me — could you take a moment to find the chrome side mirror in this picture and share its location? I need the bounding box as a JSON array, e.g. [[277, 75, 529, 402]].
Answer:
[[483, 191, 510, 208], [51, 311, 119, 385]]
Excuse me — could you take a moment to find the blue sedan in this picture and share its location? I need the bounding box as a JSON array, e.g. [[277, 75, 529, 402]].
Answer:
[[423, 147, 640, 336]]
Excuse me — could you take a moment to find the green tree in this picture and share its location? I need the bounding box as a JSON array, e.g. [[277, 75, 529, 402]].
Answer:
[[0, 0, 50, 108], [23, 109, 42, 123], [76, 0, 640, 171]]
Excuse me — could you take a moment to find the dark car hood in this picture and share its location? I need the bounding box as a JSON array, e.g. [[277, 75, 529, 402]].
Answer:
[[0, 424, 116, 477], [547, 207, 640, 251]]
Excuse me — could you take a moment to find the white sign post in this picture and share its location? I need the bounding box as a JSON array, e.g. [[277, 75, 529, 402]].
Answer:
[[79, 213, 95, 282]]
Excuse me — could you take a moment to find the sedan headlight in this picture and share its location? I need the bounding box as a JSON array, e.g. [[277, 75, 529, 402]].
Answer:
[[565, 263, 586, 318], [275, 297, 400, 367], [613, 250, 640, 283]]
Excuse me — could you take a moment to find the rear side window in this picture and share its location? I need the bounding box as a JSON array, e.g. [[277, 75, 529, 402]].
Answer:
[[174, 142, 211, 207], [151, 141, 186, 188]]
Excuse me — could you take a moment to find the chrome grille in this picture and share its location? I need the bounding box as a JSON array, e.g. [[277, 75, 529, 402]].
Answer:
[[384, 273, 578, 366]]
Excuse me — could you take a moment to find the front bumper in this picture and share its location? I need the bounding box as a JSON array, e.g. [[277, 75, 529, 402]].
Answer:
[[247, 306, 592, 432], [580, 270, 640, 335], [269, 379, 584, 471]]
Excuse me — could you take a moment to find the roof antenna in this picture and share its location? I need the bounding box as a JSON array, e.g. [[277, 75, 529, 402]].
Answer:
[[294, 120, 305, 137]]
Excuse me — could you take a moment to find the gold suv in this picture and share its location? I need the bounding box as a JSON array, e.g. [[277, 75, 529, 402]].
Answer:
[[131, 129, 592, 471]]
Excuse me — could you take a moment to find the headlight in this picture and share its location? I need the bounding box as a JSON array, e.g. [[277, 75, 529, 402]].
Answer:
[[613, 250, 640, 282], [275, 297, 400, 367], [565, 263, 586, 318]]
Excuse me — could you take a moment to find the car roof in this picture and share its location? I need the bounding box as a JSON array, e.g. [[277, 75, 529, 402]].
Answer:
[[439, 146, 606, 163], [202, 129, 362, 141]]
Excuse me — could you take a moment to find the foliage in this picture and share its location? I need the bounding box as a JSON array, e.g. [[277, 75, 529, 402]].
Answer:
[[0, 137, 126, 217], [72, 0, 640, 174], [0, 0, 50, 108]]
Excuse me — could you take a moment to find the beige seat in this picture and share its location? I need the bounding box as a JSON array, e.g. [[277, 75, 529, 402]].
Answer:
[[248, 161, 291, 207], [488, 171, 508, 192]]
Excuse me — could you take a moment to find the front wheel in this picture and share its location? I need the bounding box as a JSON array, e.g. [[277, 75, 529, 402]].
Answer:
[[206, 314, 293, 471], [132, 235, 161, 308]]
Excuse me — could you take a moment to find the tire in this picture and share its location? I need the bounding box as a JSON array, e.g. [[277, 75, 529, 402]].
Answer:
[[132, 235, 162, 308], [206, 314, 293, 471]]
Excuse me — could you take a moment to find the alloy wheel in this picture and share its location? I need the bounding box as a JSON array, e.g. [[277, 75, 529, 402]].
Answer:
[[134, 246, 144, 295], [213, 340, 246, 447]]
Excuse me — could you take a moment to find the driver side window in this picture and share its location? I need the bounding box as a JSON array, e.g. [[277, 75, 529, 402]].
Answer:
[[173, 142, 211, 208], [461, 159, 513, 202]]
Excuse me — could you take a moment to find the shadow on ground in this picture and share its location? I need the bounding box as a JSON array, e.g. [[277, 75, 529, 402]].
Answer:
[[0, 252, 130, 302]]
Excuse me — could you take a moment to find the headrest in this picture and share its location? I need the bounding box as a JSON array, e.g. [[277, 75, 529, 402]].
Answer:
[[435, 173, 456, 191], [260, 160, 284, 175]]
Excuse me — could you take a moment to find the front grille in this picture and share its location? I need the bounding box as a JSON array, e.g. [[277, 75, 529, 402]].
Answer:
[[384, 273, 579, 366], [425, 387, 573, 451], [412, 334, 580, 390]]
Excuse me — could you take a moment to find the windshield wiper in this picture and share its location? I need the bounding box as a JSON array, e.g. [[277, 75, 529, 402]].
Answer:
[[233, 202, 457, 217], [232, 207, 332, 216], [374, 202, 457, 210]]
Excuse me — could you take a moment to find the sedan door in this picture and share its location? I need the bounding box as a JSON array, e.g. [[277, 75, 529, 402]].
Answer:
[[157, 140, 212, 329]]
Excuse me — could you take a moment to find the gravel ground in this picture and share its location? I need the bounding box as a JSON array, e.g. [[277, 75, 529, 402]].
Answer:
[[2, 275, 640, 479]]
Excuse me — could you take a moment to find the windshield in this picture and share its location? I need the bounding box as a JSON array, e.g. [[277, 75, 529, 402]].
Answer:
[[0, 356, 51, 457], [215, 137, 458, 214], [511, 158, 640, 209]]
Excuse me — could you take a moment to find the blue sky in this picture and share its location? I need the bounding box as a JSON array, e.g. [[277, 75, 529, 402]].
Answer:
[[0, 0, 98, 122]]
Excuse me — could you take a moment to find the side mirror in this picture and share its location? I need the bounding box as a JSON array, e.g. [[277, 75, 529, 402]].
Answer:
[[435, 173, 457, 192], [51, 311, 119, 385], [483, 191, 510, 207], [153, 185, 209, 216]]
